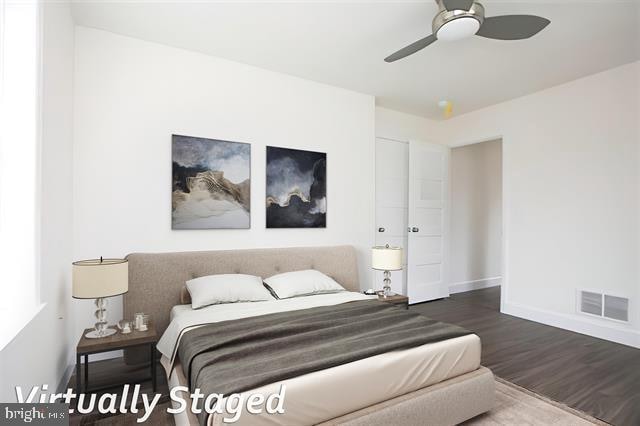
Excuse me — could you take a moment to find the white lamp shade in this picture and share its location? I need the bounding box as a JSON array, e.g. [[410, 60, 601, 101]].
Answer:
[[72, 258, 128, 299], [371, 246, 403, 271]]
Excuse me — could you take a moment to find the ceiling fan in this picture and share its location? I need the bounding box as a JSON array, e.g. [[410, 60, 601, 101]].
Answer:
[[385, 0, 550, 63]]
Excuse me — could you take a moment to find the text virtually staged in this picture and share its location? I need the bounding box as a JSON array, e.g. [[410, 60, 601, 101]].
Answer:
[[11, 385, 286, 424]]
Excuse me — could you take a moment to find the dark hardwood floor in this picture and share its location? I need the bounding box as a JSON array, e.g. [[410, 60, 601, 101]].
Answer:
[[67, 357, 171, 425], [411, 287, 640, 426]]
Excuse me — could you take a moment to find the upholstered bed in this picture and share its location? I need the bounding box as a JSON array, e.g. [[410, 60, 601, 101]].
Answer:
[[124, 245, 494, 425]]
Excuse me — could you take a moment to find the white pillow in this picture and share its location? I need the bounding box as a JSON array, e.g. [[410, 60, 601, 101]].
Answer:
[[186, 274, 274, 309], [264, 269, 345, 299]]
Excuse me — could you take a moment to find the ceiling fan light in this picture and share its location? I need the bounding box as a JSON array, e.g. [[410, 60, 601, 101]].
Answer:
[[436, 17, 480, 41]]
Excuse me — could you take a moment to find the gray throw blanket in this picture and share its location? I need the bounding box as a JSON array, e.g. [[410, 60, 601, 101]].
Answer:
[[178, 299, 472, 425]]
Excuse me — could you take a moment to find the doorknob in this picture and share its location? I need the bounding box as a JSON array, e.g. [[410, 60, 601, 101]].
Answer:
[[378, 227, 385, 233], [412, 227, 419, 233]]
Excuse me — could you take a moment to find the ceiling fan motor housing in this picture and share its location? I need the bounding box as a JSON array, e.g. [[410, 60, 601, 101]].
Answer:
[[433, 1, 485, 41]]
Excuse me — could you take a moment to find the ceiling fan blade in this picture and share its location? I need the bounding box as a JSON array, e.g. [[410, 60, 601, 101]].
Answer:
[[442, 0, 474, 11], [476, 15, 550, 40], [384, 34, 437, 63]]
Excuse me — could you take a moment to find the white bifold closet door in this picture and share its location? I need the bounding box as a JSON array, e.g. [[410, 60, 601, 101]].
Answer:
[[407, 141, 450, 304], [374, 138, 409, 295]]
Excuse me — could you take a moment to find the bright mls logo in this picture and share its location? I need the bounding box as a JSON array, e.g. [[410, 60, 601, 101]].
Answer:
[[1, 404, 68, 425]]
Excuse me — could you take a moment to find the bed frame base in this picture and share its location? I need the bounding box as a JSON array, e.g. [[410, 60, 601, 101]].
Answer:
[[170, 367, 494, 425], [318, 367, 495, 426]]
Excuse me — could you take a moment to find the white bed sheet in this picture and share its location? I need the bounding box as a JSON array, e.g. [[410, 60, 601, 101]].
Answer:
[[158, 292, 376, 366], [159, 292, 481, 426]]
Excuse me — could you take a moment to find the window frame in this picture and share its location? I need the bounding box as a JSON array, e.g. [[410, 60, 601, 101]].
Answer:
[[0, 0, 45, 351]]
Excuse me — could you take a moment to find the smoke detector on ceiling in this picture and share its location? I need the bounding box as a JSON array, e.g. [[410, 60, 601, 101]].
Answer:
[[438, 100, 453, 119]]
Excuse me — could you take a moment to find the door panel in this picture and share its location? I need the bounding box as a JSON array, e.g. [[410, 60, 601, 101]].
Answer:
[[414, 208, 442, 236], [419, 151, 444, 179], [407, 141, 450, 303], [376, 206, 407, 236], [412, 236, 442, 264], [419, 180, 443, 205], [413, 264, 441, 284], [376, 139, 409, 178], [375, 138, 409, 295], [376, 178, 408, 208]]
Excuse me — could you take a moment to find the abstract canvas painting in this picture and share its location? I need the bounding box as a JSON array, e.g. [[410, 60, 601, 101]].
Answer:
[[172, 135, 250, 229], [266, 146, 326, 228]]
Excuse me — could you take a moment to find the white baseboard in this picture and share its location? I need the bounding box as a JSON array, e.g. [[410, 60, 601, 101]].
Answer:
[[502, 301, 640, 349], [57, 363, 75, 393], [449, 277, 501, 294]]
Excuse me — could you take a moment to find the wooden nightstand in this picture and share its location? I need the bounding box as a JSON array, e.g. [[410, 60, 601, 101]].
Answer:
[[377, 292, 409, 309], [76, 324, 158, 393]]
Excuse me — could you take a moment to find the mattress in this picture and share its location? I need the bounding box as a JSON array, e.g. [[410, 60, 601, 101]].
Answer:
[[158, 292, 380, 363], [160, 293, 481, 426]]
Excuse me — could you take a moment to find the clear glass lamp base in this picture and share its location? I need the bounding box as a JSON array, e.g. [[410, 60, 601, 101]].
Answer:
[[84, 297, 115, 339], [381, 270, 395, 298]]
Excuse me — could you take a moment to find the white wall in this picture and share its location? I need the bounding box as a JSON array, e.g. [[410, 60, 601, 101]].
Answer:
[[73, 27, 376, 333], [450, 139, 502, 293], [439, 62, 640, 347], [375, 106, 441, 143], [0, 1, 75, 400]]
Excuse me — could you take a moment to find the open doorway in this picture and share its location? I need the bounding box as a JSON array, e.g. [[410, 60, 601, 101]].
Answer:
[[449, 138, 503, 311]]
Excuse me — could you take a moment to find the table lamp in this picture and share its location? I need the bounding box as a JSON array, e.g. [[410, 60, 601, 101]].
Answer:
[[73, 257, 128, 338], [371, 245, 403, 297]]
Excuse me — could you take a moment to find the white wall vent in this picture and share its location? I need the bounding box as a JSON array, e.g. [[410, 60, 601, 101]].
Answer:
[[604, 295, 629, 322], [580, 291, 603, 316], [579, 290, 629, 323]]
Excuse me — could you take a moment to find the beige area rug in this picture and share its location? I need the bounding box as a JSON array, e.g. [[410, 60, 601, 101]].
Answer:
[[464, 377, 608, 426], [77, 378, 608, 425]]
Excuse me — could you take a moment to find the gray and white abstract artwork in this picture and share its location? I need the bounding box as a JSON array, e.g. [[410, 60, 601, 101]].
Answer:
[[172, 135, 250, 229], [266, 146, 326, 228]]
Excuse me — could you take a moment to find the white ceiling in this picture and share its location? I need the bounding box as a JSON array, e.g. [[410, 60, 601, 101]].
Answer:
[[71, 1, 640, 119]]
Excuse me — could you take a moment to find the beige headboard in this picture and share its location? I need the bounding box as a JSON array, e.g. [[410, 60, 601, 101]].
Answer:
[[124, 245, 360, 342]]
